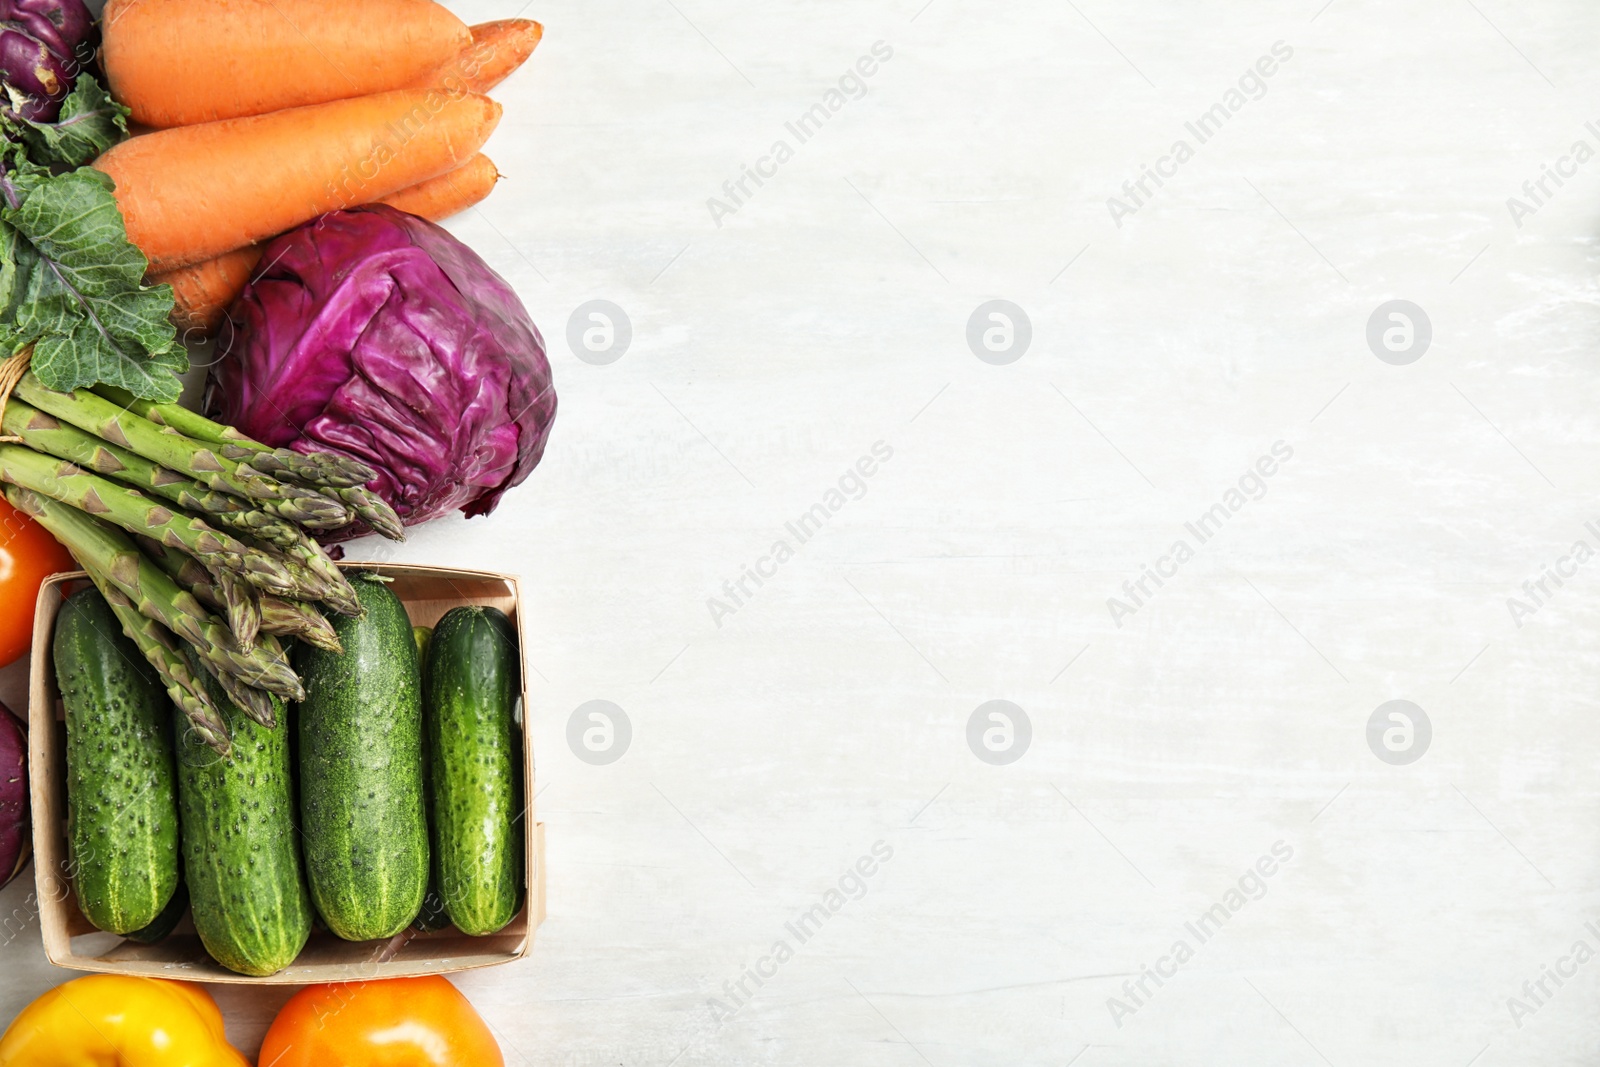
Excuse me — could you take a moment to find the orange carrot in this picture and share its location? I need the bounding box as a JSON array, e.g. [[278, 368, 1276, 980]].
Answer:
[[97, 89, 502, 272], [154, 246, 264, 338], [415, 20, 544, 95], [156, 154, 501, 335], [103, 0, 471, 128], [378, 153, 500, 219]]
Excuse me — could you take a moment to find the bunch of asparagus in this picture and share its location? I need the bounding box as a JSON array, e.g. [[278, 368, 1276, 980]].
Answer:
[[0, 371, 404, 754]]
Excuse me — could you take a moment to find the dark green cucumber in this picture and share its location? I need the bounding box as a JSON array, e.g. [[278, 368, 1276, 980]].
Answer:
[[426, 606, 522, 935], [124, 881, 187, 944], [53, 587, 179, 934], [297, 573, 427, 940], [412, 624, 450, 934], [174, 673, 311, 975]]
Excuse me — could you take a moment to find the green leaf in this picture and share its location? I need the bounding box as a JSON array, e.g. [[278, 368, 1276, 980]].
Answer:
[[10, 76, 130, 170], [0, 153, 185, 402]]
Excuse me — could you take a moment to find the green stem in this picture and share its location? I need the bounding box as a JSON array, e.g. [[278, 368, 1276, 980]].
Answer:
[[5, 487, 305, 701], [0, 443, 296, 597], [93, 384, 377, 488], [258, 595, 343, 654], [15, 373, 350, 527], [95, 580, 231, 756], [3, 399, 252, 521]]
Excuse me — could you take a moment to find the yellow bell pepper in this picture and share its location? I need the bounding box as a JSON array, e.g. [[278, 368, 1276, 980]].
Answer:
[[0, 975, 250, 1067]]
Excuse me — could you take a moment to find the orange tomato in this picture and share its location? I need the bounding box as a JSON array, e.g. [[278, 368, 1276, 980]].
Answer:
[[258, 975, 504, 1067], [0, 495, 74, 668]]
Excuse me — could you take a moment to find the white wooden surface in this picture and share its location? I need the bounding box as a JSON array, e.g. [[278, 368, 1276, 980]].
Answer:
[[6, 0, 1600, 1062]]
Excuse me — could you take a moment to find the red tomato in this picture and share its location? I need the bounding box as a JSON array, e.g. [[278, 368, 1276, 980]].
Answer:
[[0, 496, 73, 668]]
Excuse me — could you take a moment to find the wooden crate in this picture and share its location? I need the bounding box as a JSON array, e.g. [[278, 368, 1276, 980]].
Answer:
[[27, 563, 544, 983]]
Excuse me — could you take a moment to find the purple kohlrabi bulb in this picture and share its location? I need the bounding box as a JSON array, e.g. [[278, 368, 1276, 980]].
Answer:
[[0, 0, 94, 62], [0, 0, 96, 121]]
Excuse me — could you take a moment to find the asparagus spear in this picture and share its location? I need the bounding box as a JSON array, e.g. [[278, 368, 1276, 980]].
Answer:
[[238, 528, 362, 617], [130, 543, 297, 722], [0, 413, 315, 570], [93, 384, 377, 488], [204, 660, 278, 729], [14, 374, 349, 527], [129, 580, 281, 726], [243, 483, 350, 531], [93, 578, 232, 755], [280, 538, 361, 617], [3, 400, 266, 523], [5, 488, 306, 701], [230, 533, 336, 604], [134, 534, 217, 598], [90, 384, 402, 538], [331, 485, 405, 541], [74, 385, 403, 539], [206, 501, 304, 548], [165, 545, 341, 651], [248, 449, 376, 489], [165, 527, 344, 648], [212, 569, 262, 651], [136, 535, 262, 651], [258, 595, 344, 653], [0, 445, 298, 598]]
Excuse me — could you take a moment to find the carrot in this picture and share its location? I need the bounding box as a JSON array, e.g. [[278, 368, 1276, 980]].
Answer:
[[415, 20, 544, 95], [378, 153, 500, 219], [156, 154, 501, 335], [156, 246, 264, 338], [103, 0, 471, 128], [96, 89, 502, 272]]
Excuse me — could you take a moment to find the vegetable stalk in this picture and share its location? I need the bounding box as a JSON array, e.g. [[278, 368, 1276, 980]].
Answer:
[[0, 444, 297, 597], [14, 373, 349, 527], [256, 596, 343, 653], [137, 538, 332, 715], [95, 384, 377, 488], [96, 582, 232, 754], [242, 531, 362, 618], [4, 487, 305, 700], [0, 400, 318, 548], [332, 485, 405, 541], [5, 484, 231, 753], [97, 387, 404, 539], [161, 540, 342, 652], [136, 535, 261, 651]]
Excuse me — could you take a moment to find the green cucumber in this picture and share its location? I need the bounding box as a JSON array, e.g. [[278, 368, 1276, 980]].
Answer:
[[174, 673, 311, 975], [297, 573, 427, 940], [426, 606, 521, 935], [53, 587, 179, 934], [412, 624, 450, 934], [124, 881, 187, 944]]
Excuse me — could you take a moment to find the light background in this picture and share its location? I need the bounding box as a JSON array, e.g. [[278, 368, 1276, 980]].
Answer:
[[5, 0, 1600, 1062]]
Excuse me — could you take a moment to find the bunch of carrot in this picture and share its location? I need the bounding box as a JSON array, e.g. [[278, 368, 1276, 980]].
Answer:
[[93, 0, 543, 334]]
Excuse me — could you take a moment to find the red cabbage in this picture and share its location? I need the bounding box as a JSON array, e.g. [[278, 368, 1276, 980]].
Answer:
[[209, 206, 556, 539]]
